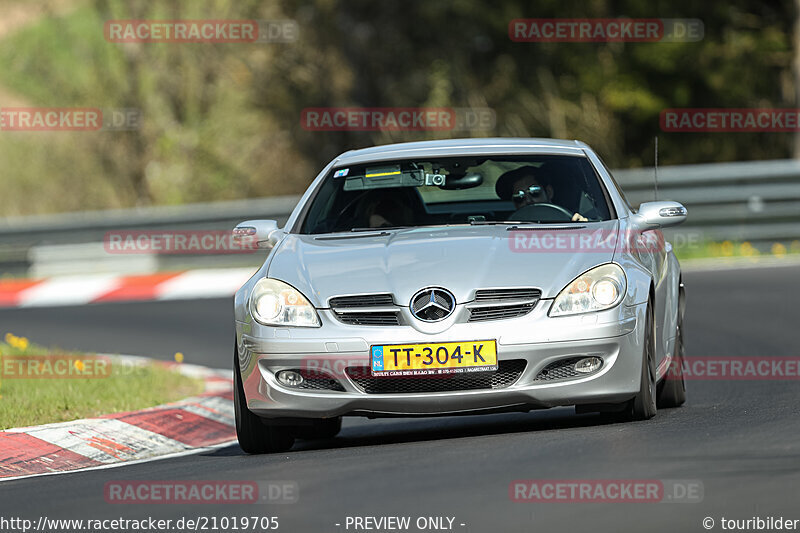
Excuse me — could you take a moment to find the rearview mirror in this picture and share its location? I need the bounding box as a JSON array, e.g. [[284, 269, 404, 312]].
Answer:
[[632, 201, 688, 229], [232, 219, 284, 249], [440, 172, 483, 190]]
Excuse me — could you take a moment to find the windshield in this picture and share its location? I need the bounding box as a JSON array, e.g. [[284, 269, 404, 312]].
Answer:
[[299, 155, 612, 234]]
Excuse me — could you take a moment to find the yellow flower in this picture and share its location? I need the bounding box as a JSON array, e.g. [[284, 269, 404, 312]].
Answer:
[[772, 243, 787, 257], [4, 333, 31, 351], [174, 352, 184, 364], [16, 337, 29, 351], [73, 359, 85, 372], [720, 241, 734, 257], [740, 242, 756, 256]]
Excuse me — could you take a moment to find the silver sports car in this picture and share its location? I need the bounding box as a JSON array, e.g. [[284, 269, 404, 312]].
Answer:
[[232, 138, 688, 453]]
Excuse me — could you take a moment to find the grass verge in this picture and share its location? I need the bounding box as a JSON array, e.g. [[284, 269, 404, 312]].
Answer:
[[674, 240, 800, 261], [0, 333, 204, 430]]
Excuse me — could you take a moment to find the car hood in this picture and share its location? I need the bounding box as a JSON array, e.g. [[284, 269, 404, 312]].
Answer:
[[267, 221, 620, 307]]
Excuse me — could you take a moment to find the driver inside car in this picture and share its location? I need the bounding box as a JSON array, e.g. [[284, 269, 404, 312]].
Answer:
[[362, 188, 418, 228], [497, 166, 588, 222]]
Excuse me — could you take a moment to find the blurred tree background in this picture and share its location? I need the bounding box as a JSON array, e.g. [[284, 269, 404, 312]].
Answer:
[[0, 0, 796, 216]]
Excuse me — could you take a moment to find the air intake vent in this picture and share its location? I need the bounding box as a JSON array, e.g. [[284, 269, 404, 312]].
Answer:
[[295, 369, 346, 391], [534, 357, 586, 381]]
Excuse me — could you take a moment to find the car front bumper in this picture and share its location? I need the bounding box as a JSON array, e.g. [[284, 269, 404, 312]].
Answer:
[[235, 301, 647, 419]]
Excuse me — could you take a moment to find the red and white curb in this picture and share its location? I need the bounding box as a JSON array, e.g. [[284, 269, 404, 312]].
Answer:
[[0, 267, 255, 309], [0, 355, 236, 482]]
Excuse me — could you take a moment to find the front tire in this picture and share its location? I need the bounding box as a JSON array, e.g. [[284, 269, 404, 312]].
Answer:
[[233, 344, 295, 454], [617, 301, 658, 421], [657, 290, 687, 408]]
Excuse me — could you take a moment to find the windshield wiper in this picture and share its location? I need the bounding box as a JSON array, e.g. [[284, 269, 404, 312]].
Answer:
[[350, 226, 412, 232], [469, 220, 538, 226], [315, 231, 392, 240], [470, 220, 588, 226]]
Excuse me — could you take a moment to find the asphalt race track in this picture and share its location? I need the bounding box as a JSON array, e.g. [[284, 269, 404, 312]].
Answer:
[[2, 265, 799, 532]]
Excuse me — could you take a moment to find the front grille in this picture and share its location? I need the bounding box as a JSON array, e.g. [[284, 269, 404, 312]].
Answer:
[[469, 304, 536, 322], [329, 293, 401, 326], [345, 359, 527, 394], [329, 294, 394, 308], [533, 357, 584, 381], [335, 313, 400, 326], [294, 369, 346, 391], [468, 288, 541, 322], [474, 288, 541, 301]]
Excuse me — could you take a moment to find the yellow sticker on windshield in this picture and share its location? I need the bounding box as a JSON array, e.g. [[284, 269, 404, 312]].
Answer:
[[365, 165, 401, 178]]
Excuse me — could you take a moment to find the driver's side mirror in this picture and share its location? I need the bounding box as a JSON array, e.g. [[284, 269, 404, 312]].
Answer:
[[632, 201, 688, 229], [232, 219, 285, 249]]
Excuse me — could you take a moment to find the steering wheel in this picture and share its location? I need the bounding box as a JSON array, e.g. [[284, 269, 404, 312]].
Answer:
[[326, 192, 370, 231], [510, 203, 574, 222]]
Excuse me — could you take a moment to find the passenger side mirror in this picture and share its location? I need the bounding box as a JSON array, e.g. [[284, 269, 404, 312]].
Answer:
[[232, 219, 284, 249], [632, 201, 688, 229]]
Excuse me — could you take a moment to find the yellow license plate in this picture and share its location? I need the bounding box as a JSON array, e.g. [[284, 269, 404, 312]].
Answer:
[[370, 340, 497, 376]]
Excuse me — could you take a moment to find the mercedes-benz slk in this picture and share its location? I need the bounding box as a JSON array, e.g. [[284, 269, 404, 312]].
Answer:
[[232, 138, 688, 453]]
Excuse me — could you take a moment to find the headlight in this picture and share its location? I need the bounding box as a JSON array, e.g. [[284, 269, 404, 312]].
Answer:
[[549, 263, 627, 317], [250, 278, 321, 327]]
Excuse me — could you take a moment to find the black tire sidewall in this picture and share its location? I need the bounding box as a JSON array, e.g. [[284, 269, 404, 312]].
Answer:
[[633, 302, 658, 419], [233, 342, 295, 453]]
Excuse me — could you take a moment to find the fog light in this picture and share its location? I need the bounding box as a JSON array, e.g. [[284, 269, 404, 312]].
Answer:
[[276, 370, 304, 387], [574, 357, 602, 374]]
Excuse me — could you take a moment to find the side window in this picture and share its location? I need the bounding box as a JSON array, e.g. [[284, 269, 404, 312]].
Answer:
[[597, 156, 633, 212]]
